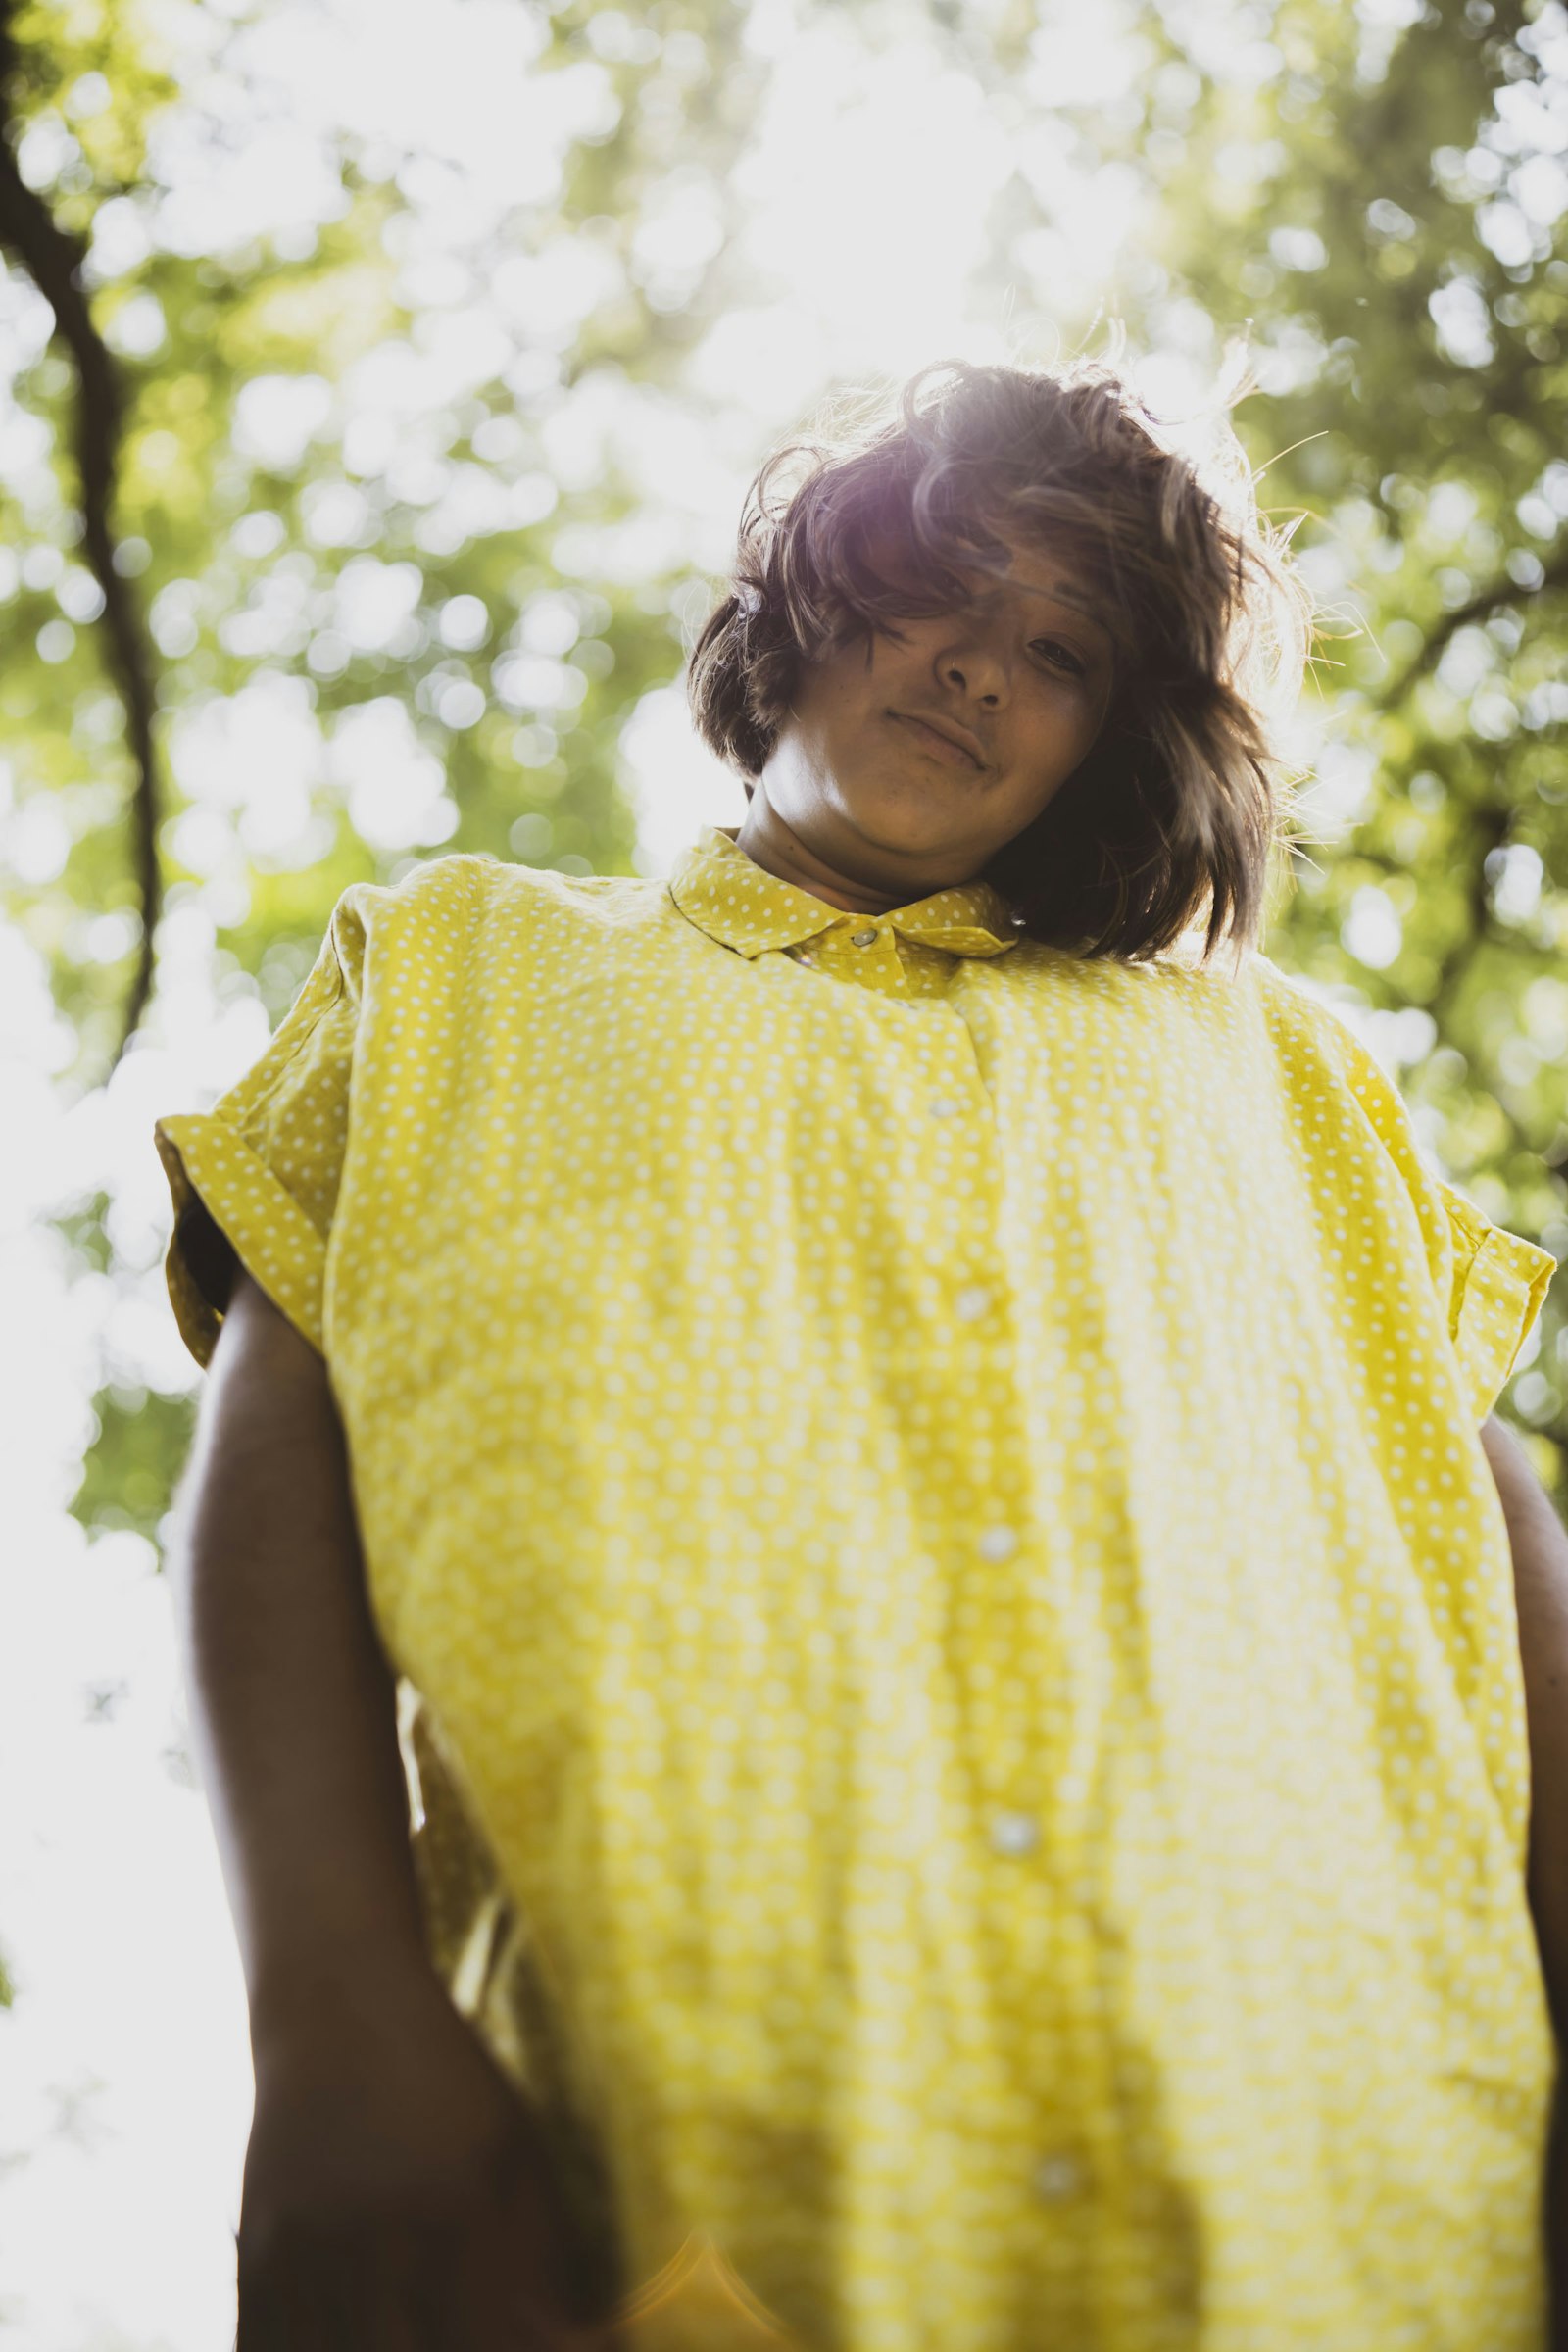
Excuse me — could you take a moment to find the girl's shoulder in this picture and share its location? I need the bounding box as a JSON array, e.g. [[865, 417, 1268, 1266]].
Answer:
[[331, 853, 663, 961], [1098, 942, 1396, 1102], [1239, 950, 1385, 1071]]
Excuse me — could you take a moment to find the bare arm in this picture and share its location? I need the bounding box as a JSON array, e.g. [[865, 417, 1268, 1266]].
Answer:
[[171, 1267, 612, 2349], [172, 1263, 427, 2032], [1482, 1413, 1568, 2016], [1480, 1412, 1568, 2347]]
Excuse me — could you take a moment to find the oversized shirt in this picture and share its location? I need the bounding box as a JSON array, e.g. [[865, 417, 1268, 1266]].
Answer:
[[156, 823, 1559, 2352]]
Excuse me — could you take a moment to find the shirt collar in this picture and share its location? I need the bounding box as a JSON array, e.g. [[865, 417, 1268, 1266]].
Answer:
[[667, 825, 1023, 962]]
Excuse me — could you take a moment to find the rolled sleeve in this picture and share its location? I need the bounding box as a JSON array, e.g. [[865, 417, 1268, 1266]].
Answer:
[[155, 1112, 334, 1365], [1439, 1182, 1557, 1425], [1274, 971, 1558, 1430], [154, 892, 366, 1367]]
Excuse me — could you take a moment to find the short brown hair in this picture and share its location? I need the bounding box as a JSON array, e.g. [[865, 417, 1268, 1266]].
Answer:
[[685, 358, 1310, 966]]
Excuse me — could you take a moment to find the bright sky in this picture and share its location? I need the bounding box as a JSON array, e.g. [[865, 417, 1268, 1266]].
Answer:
[[0, 1, 1274, 2342]]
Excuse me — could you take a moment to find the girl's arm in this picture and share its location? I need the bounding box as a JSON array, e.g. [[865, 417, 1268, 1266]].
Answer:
[[173, 1264, 427, 2022], [1480, 1412, 1568, 2348], [172, 1267, 611, 2349], [1484, 1414, 1568, 2018]]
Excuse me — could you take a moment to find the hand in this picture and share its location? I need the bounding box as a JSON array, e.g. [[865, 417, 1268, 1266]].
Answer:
[[237, 1959, 620, 2350]]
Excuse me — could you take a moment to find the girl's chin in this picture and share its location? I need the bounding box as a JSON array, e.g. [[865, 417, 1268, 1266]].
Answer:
[[840, 783, 972, 848]]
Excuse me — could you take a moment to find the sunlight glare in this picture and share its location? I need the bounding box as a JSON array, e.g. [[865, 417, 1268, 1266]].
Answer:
[[722, 27, 1017, 404]]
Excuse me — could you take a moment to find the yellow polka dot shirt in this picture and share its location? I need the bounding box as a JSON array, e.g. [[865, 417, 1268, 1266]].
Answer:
[[157, 824, 1559, 2351]]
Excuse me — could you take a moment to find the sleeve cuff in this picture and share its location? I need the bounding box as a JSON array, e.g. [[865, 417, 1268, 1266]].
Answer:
[[1444, 1192, 1557, 1424], [154, 1112, 328, 1368]]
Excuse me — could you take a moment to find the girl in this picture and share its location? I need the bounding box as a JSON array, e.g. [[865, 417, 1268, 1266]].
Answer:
[[158, 359, 1568, 2350]]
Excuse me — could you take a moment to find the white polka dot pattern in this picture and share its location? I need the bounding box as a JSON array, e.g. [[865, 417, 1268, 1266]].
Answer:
[[155, 823, 1559, 2350]]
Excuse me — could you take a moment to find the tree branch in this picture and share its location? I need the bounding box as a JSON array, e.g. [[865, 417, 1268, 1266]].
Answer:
[[0, 5, 161, 1074], [1377, 543, 1568, 710]]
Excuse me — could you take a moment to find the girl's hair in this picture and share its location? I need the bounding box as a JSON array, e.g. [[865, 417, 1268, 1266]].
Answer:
[[685, 357, 1312, 966]]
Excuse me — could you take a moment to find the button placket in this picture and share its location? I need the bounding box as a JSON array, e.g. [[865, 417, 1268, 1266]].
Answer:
[[927, 1007, 1054, 2023]]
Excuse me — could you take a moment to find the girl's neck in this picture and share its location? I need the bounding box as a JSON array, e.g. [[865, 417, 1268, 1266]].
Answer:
[[729, 798, 952, 918]]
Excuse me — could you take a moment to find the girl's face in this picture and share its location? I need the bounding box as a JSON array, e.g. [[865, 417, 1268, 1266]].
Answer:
[[755, 529, 1115, 901]]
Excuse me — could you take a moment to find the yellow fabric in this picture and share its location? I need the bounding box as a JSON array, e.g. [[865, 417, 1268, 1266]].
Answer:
[[157, 825, 1559, 2351]]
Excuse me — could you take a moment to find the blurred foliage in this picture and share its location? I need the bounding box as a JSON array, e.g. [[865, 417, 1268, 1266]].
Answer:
[[1, 0, 1561, 1570], [72, 1382, 196, 1543]]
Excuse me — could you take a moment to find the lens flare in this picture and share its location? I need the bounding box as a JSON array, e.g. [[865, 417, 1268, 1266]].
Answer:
[[602, 2230, 798, 2350]]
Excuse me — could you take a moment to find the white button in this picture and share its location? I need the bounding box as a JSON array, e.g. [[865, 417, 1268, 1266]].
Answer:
[[851, 927, 878, 947], [928, 1096, 963, 1117], [954, 1285, 992, 1322], [1032, 2153, 1083, 2202], [988, 1809, 1039, 1857], [977, 1524, 1017, 1561]]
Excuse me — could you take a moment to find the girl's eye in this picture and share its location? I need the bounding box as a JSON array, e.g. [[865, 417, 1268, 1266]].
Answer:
[[1031, 638, 1086, 678]]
